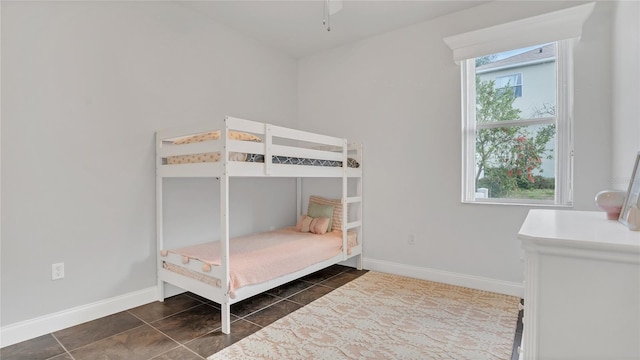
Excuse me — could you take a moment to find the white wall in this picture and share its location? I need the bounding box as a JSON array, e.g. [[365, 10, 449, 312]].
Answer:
[[1, 1, 298, 329], [611, 1, 640, 190], [2, 0, 635, 346], [298, 1, 619, 294]]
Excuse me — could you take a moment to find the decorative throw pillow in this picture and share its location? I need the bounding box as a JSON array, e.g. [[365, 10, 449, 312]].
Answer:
[[310, 217, 330, 234], [295, 215, 330, 235], [295, 215, 313, 232], [307, 202, 335, 231], [347, 158, 360, 168], [308, 196, 342, 231]]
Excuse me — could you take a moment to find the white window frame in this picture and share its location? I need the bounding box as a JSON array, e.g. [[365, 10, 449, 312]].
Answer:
[[461, 40, 574, 206]]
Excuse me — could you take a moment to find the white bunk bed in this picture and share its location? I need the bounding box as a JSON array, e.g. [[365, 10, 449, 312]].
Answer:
[[156, 116, 363, 334]]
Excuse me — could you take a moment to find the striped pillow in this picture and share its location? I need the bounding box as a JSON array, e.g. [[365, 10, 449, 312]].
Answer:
[[308, 196, 343, 231]]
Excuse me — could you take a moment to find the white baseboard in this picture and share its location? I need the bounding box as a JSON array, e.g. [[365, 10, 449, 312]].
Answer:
[[1, 287, 158, 348], [363, 258, 524, 298]]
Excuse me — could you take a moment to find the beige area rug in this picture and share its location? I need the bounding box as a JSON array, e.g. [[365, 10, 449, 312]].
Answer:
[[209, 271, 520, 360]]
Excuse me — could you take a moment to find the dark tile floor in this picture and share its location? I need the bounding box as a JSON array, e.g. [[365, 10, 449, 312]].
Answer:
[[1, 265, 523, 360], [0, 265, 365, 360]]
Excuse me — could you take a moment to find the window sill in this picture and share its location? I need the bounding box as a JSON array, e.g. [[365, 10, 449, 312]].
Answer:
[[462, 200, 573, 208]]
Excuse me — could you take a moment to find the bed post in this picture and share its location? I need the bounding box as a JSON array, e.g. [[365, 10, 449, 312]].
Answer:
[[220, 124, 231, 334], [357, 143, 363, 270], [156, 132, 165, 301], [342, 139, 348, 259], [296, 178, 302, 217]]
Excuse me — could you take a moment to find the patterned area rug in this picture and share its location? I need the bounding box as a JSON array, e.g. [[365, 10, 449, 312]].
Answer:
[[208, 271, 520, 360]]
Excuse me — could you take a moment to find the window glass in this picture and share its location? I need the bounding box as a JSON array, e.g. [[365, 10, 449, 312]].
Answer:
[[463, 41, 571, 205], [495, 74, 522, 97]]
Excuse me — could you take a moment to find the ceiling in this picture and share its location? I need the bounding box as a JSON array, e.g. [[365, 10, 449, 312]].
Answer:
[[179, 1, 489, 58]]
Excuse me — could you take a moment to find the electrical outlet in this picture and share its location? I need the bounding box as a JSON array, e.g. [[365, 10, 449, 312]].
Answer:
[[408, 234, 416, 245], [52, 263, 64, 280]]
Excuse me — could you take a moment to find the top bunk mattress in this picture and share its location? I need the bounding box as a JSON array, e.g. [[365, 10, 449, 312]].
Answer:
[[163, 130, 360, 168], [161, 227, 357, 296], [166, 153, 360, 168]]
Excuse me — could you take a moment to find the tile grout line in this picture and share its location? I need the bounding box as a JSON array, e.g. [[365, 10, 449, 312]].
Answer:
[[57, 306, 202, 359], [127, 310, 203, 360], [128, 302, 259, 359], [58, 323, 151, 357], [46, 308, 189, 359], [129, 299, 214, 324], [47, 333, 76, 360], [185, 299, 305, 358], [232, 296, 291, 321], [178, 344, 207, 360], [234, 278, 351, 322], [183, 292, 214, 305], [241, 268, 351, 315], [266, 282, 314, 299], [133, 301, 244, 349]]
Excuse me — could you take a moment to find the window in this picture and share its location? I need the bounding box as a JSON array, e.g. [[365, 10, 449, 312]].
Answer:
[[461, 41, 573, 205], [494, 74, 522, 97], [443, 3, 594, 205]]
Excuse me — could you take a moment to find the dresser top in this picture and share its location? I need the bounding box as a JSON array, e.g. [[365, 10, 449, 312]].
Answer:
[[518, 209, 640, 254]]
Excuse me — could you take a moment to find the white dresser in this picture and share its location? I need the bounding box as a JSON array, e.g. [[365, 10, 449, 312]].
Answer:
[[518, 209, 640, 360]]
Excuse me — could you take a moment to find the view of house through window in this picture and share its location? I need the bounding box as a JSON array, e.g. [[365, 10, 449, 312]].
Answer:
[[494, 73, 523, 97], [464, 42, 568, 204]]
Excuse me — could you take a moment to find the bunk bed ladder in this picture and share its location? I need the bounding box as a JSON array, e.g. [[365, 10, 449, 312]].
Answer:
[[353, 185, 363, 270], [356, 143, 363, 270], [343, 141, 364, 271]]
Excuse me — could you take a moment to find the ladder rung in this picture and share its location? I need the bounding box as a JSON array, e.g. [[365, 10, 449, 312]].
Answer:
[[346, 196, 362, 204]]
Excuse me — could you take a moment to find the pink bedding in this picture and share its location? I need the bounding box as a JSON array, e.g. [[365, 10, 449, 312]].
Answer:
[[163, 227, 357, 296]]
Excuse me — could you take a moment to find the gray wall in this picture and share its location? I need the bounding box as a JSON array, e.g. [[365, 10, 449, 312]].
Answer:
[[297, 1, 619, 288], [1, 1, 298, 326]]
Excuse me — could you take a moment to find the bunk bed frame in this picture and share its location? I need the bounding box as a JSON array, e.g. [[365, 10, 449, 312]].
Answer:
[[156, 116, 363, 334]]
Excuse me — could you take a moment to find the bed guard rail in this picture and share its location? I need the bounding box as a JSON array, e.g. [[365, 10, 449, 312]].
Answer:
[[156, 116, 361, 177]]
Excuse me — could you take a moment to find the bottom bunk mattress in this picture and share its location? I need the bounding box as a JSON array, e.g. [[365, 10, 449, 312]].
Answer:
[[161, 227, 357, 297]]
